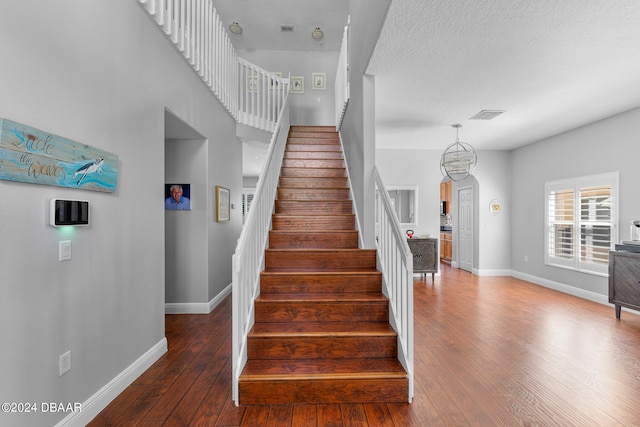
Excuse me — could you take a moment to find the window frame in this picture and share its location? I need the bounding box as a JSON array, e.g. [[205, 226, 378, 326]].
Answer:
[[544, 172, 619, 276]]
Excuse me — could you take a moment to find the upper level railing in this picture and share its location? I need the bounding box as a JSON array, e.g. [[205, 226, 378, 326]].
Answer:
[[231, 103, 290, 404], [238, 58, 289, 132], [335, 17, 350, 129], [374, 168, 414, 403], [137, 0, 289, 132]]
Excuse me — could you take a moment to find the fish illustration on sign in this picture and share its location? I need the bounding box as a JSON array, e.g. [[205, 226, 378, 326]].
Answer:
[[72, 158, 104, 185]]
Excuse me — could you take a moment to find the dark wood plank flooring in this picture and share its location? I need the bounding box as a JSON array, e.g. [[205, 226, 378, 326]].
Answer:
[[89, 263, 640, 426]]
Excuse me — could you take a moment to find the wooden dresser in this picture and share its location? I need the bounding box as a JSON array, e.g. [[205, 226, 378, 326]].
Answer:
[[609, 249, 640, 319], [407, 237, 438, 281]]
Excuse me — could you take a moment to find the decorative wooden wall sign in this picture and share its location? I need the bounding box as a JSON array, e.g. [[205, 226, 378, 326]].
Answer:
[[0, 118, 118, 192]]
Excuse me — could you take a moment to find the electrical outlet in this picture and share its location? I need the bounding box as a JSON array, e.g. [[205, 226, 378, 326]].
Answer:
[[524, 255, 529, 262], [59, 351, 71, 376]]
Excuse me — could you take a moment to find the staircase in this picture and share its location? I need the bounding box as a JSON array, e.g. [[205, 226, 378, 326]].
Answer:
[[237, 126, 408, 405]]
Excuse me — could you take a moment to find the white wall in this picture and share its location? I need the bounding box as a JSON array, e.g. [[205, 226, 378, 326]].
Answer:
[[511, 106, 640, 297], [0, 1, 242, 425], [238, 50, 338, 125]]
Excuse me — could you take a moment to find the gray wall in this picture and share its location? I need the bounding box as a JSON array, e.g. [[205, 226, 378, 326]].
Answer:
[[0, 1, 242, 425], [470, 150, 512, 274], [165, 139, 208, 304], [511, 106, 640, 299]]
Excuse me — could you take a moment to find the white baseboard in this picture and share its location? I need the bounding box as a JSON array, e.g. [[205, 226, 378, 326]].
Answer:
[[165, 283, 232, 314], [476, 268, 512, 276], [511, 270, 609, 306], [55, 338, 168, 427]]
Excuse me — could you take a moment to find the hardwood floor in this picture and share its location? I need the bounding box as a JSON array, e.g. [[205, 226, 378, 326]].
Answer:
[[89, 264, 640, 426]]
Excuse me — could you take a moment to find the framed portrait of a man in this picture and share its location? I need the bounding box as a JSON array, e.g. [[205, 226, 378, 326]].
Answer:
[[165, 183, 191, 210]]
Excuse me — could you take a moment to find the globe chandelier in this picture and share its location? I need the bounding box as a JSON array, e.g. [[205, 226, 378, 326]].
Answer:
[[440, 123, 477, 181]]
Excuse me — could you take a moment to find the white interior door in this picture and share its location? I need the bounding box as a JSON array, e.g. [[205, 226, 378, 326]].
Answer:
[[458, 187, 473, 272]]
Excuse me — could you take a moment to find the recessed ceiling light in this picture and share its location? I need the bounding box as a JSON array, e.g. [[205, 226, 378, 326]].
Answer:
[[469, 110, 505, 120]]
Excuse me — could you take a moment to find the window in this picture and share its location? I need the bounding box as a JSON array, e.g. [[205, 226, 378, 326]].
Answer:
[[545, 172, 618, 276], [242, 190, 254, 225]]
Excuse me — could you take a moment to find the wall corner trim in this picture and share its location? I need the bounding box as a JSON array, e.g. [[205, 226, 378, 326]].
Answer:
[[55, 338, 168, 427]]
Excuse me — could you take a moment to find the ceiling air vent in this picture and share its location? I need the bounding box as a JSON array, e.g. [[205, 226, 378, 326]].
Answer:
[[469, 110, 505, 120], [280, 25, 294, 32]]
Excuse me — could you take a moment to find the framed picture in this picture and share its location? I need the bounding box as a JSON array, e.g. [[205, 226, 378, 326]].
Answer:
[[490, 199, 502, 215], [290, 76, 304, 94], [270, 72, 282, 90], [312, 73, 326, 90], [247, 75, 260, 93], [216, 186, 230, 222], [165, 183, 191, 210]]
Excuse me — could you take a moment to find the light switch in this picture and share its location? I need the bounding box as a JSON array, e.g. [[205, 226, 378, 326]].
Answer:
[[59, 241, 72, 261]]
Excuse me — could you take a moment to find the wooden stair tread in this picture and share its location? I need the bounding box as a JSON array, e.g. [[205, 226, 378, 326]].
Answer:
[[285, 139, 340, 146], [241, 358, 407, 379], [278, 186, 350, 190], [279, 168, 347, 177], [265, 248, 375, 254], [260, 271, 381, 278], [259, 271, 383, 293], [256, 293, 387, 302], [281, 161, 345, 168], [277, 189, 351, 200], [249, 321, 396, 336], [264, 249, 377, 270], [284, 152, 343, 158], [269, 230, 358, 235], [274, 199, 351, 203], [273, 216, 355, 219], [290, 125, 336, 132], [286, 144, 342, 151]]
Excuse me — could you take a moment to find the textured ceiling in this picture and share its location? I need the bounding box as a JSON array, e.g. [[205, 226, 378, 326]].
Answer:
[[368, 0, 640, 150], [216, 0, 640, 165]]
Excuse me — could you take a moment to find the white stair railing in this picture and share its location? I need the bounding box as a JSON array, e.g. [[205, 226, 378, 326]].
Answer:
[[231, 102, 290, 405], [335, 16, 350, 129], [238, 59, 290, 132], [136, 0, 289, 131], [374, 168, 414, 403]]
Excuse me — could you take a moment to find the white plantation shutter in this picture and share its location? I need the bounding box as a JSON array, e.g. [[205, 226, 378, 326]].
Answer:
[[547, 186, 575, 268], [242, 191, 254, 224], [545, 173, 618, 276], [579, 185, 612, 270]]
